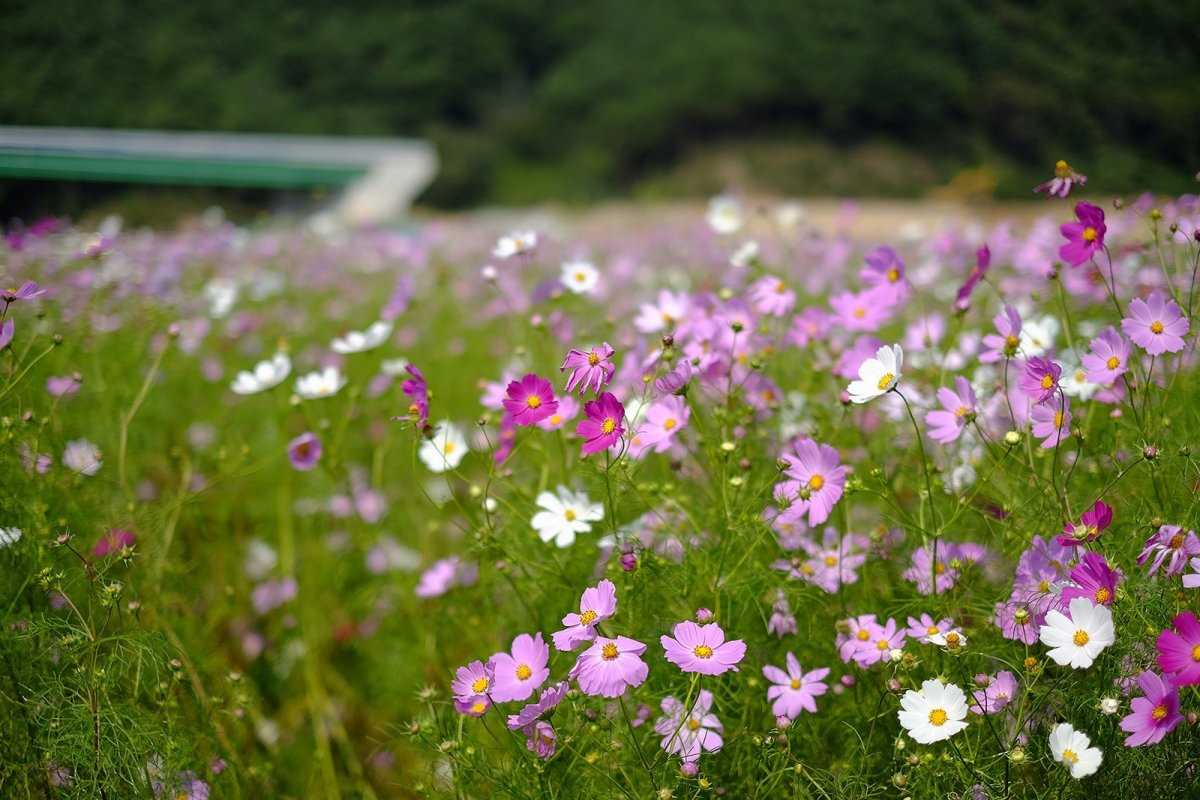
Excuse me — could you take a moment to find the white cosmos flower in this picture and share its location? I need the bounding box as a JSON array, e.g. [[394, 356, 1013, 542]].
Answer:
[[1048, 722, 1103, 779], [928, 630, 968, 651], [204, 278, 238, 318], [380, 358, 410, 376], [847, 344, 903, 404], [419, 422, 468, 473], [331, 320, 392, 354], [492, 230, 538, 260], [1039, 597, 1114, 669], [560, 260, 600, 295], [730, 240, 759, 268], [0, 527, 22, 547], [231, 353, 292, 395], [63, 439, 102, 476], [294, 366, 347, 400], [1060, 362, 1099, 401], [897, 679, 969, 744], [706, 195, 743, 234], [1019, 315, 1058, 357], [531, 486, 603, 548]]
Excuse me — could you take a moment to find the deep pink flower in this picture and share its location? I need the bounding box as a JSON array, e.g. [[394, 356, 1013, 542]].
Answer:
[[552, 579, 617, 651], [763, 653, 829, 720], [1138, 525, 1200, 576], [1157, 612, 1200, 686], [1081, 327, 1130, 384], [92, 528, 136, 558], [778, 439, 846, 526], [1059, 201, 1106, 266], [1121, 292, 1189, 355], [287, 432, 322, 471], [980, 305, 1022, 364], [1119, 671, 1182, 747], [503, 373, 558, 426], [1035, 160, 1087, 198], [560, 343, 616, 394], [954, 244, 991, 311], [1060, 551, 1121, 608], [576, 392, 625, 455], [488, 633, 550, 702], [660, 621, 745, 675], [1031, 397, 1071, 449], [925, 376, 976, 444], [1019, 356, 1062, 405], [1057, 501, 1113, 548], [570, 635, 649, 697], [401, 364, 429, 427], [859, 246, 910, 306]]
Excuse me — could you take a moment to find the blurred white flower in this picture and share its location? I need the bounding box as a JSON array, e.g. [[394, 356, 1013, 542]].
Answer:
[[420, 422, 468, 473], [560, 260, 600, 295], [331, 320, 392, 354], [295, 367, 347, 400], [492, 230, 538, 260], [730, 240, 759, 268], [204, 278, 238, 318], [231, 353, 291, 395], [0, 527, 22, 548], [706, 195, 743, 235], [63, 439, 102, 476], [1020, 315, 1059, 357], [531, 486, 603, 548], [380, 358, 410, 376], [244, 539, 278, 581]]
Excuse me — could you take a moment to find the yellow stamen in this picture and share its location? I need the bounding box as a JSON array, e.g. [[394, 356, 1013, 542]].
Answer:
[[471, 677, 489, 693], [856, 629, 870, 641], [686, 718, 701, 731], [564, 509, 577, 522], [579, 610, 597, 625], [927, 626, 940, 635], [1073, 630, 1090, 646], [1151, 320, 1165, 334], [823, 555, 837, 567], [601, 418, 616, 434], [928, 708, 948, 726], [808, 474, 825, 491], [1082, 227, 1097, 242], [515, 664, 532, 680], [1053, 411, 1064, 429], [853, 307, 866, 319], [693, 645, 714, 658], [526, 395, 542, 409], [1191, 644, 1200, 662], [1062, 748, 1079, 765], [588, 351, 600, 366], [1106, 356, 1119, 370], [1040, 374, 1054, 390], [876, 372, 894, 390], [1152, 705, 1168, 721], [471, 701, 487, 714], [601, 642, 619, 660], [790, 678, 801, 690], [886, 267, 900, 283], [1094, 587, 1110, 604], [663, 418, 677, 431]]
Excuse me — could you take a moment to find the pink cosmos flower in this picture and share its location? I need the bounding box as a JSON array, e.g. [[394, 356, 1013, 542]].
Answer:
[[853, 617, 906, 667], [488, 633, 550, 702], [906, 613, 953, 644], [993, 593, 1043, 645], [1060, 551, 1121, 609], [980, 305, 1022, 364], [787, 307, 832, 348], [774, 527, 870, 593], [654, 690, 723, 764], [629, 395, 689, 457], [415, 556, 478, 598], [1120, 671, 1182, 747], [1157, 612, 1200, 686], [570, 636, 649, 697], [1030, 397, 1071, 449], [660, 621, 746, 675], [767, 591, 797, 637], [401, 364, 429, 427], [503, 373, 558, 426], [763, 653, 830, 720], [1121, 292, 1189, 355], [46, 374, 81, 398], [1059, 201, 1106, 266], [778, 439, 846, 526], [748, 275, 796, 317], [829, 288, 893, 332], [507, 680, 569, 731], [635, 290, 689, 333], [836, 614, 881, 663], [860, 245, 910, 307], [1035, 160, 1087, 198], [0, 320, 13, 351], [287, 432, 322, 471], [925, 376, 976, 444], [903, 544, 960, 595], [576, 392, 625, 455], [1183, 557, 1200, 589], [1019, 356, 1062, 405], [452, 660, 495, 704], [970, 671, 1018, 715], [654, 360, 694, 395], [1081, 327, 1130, 384], [1138, 525, 1200, 576], [552, 579, 617, 651], [954, 244, 991, 311], [536, 394, 579, 431], [560, 343, 616, 394], [1057, 501, 1113, 548], [1, 281, 46, 303]]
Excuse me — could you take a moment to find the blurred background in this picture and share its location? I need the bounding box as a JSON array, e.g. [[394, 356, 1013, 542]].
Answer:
[[2, 0, 1198, 226]]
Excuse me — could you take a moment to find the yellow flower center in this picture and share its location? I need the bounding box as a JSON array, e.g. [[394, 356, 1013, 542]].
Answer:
[[824, 555, 837, 567], [1094, 587, 1110, 604], [443, 441, 456, 455], [471, 677, 489, 693], [935, 563, 946, 575], [579, 609, 598, 625], [687, 718, 701, 731], [575, 271, 588, 283], [1038, 579, 1050, 592], [1082, 227, 1097, 242], [588, 351, 600, 366], [876, 639, 889, 650], [1106, 356, 1119, 370], [663, 418, 677, 431], [853, 307, 866, 319], [1055, 159, 1070, 177], [856, 629, 871, 641], [808, 474, 825, 491], [800, 563, 815, 575], [927, 626, 940, 635], [946, 632, 960, 647], [1040, 374, 1054, 390], [471, 700, 487, 714], [564, 509, 577, 522], [1005, 334, 1019, 349], [1053, 411, 1064, 428], [928, 708, 948, 726], [954, 405, 969, 418], [693, 645, 714, 658], [1151, 320, 1165, 334], [549, 414, 562, 425], [775, 281, 788, 294], [1170, 534, 1185, 549], [886, 267, 901, 283], [516, 664, 533, 681], [1062, 748, 1079, 765], [601, 642, 619, 660], [1152, 704, 1168, 721], [1073, 630, 1090, 647], [790, 678, 801, 690], [1075, 370, 1086, 383], [1191, 644, 1200, 662], [601, 418, 616, 434], [526, 395, 542, 409], [876, 372, 894, 390]]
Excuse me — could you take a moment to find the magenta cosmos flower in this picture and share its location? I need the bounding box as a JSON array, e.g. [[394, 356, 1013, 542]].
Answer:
[[925, 376, 977, 444], [489, 633, 550, 702], [779, 438, 846, 526], [287, 432, 322, 471], [954, 244, 991, 311], [576, 392, 625, 455], [1059, 201, 1106, 266], [560, 343, 616, 394], [502, 373, 558, 426], [552, 579, 617, 651], [661, 621, 746, 675], [1121, 291, 1189, 355], [763, 653, 830, 720], [1060, 551, 1121, 608], [1120, 671, 1182, 747], [980, 305, 1022, 364], [569, 635, 649, 697], [1081, 327, 1130, 385], [1019, 356, 1062, 405], [92, 528, 136, 558], [1138, 525, 1200, 576], [401, 364, 429, 427], [1057, 501, 1113, 548], [1157, 612, 1200, 686]]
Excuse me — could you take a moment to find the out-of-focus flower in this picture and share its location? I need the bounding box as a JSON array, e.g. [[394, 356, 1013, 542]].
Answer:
[[287, 432, 322, 471], [560, 260, 599, 295], [331, 320, 392, 354], [419, 422, 468, 472], [531, 486, 603, 548], [492, 230, 538, 260], [63, 439, 102, 475], [295, 366, 347, 399], [925, 376, 976, 444], [706, 195, 743, 234], [1035, 160, 1087, 198], [231, 353, 291, 395]]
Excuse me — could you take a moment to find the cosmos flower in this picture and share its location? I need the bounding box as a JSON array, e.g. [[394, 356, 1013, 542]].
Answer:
[[506, 680, 568, 731], [1138, 525, 1200, 576], [561, 343, 616, 394], [1059, 202, 1106, 266], [1119, 671, 1182, 747], [576, 392, 625, 455], [492, 230, 538, 260], [552, 579, 617, 651], [287, 432, 322, 471], [1057, 501, 1113, 548], [400, 364, 429, 427], [419, 421, 468, 472], [503, 373, 558, 426], [569, 636, 649, 697], [655, 690, 724, 763], [331, 320, 392, 354], [661, 621, 746, 675], [488, 633, 550, 703], [778, 438, 846, 526], [1039, 597, 1115, 669], [748, 275, 796, 317], [415, 556, 477, 598], [1048, 723, 1103, 778], [46, 374, 81, 398], [629, 395, 689, 457], [535, 394, 578, 431], [230, 353, 291, 395], [1030, 397, 1071, 449], [1035, 159, 1088, 198], [1081, 327, 1130, 385], [1, 280, 46, 303], [560, 260, 600, 294], [762, 653, 829, 720], [706, 195, 743, 234], [62, 439, 102, 476], [635, 290, 689, 333], [897, 680, 969, 744], [853, 617, 906, 667], [846, 344, 902, 404], [925, 376, 976, 444], [295, 366, 347, 399], [969, 671, 1018, 715], [451, 660, 494, 707], [979, 305, 1022, 364], [906, 614, 953, 644], [954, 244, 990, 311], [860, 245, 910, 306], [654, 360, 694, 396], [1121, 292, 1189, 355], [1018, 357, 1062, 405], [531, 486, 603, 548], [829, 289, 893, 332], [1060, 551, 1121, 608], [1156, 612, 1200, 686]]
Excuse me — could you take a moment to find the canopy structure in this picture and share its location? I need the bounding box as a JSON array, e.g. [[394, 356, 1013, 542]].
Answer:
[[0, 126, 438, 222]]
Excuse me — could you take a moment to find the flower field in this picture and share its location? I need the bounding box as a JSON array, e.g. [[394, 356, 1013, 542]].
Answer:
[[2, 171, 1200, 798]]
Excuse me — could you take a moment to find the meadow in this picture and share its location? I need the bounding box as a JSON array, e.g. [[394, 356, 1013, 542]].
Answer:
[[2, 167, 1200, 799]]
